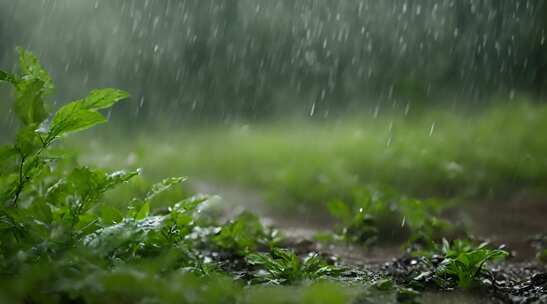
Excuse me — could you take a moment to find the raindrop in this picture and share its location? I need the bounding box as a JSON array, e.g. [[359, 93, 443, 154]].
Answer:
[[373, 105, 380, 118], [386, 136, 392, 147], [509, 90, 515, 100], [429, 122, 436, 136], [309, 102, 316, 116], [404, 103, 411, 116]]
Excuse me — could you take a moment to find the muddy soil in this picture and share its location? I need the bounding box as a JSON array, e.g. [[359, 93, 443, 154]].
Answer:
[[192, 181, 547, 303], [193, 181, 546, 261]]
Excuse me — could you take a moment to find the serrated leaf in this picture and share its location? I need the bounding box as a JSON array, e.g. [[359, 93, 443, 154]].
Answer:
[[47, 167, 140, 221], [8, 48, 53, 126], [15, 125, 44, 156], [79, 88, 129, 110], [16, 47, 53, 94], [47, 102, 106, 140], [46, 88, 129, 141], [14, 78, 49, 126]]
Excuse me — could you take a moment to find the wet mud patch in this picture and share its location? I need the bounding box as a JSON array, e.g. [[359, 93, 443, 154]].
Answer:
[[465, 197, 547, 261]]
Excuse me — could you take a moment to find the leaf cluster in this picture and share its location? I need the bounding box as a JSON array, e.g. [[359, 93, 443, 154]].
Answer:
[[327, 187, 451, 246], [407, 239, 509, 290], [0, 49, 351, 303], [246, 248, 341, 284]]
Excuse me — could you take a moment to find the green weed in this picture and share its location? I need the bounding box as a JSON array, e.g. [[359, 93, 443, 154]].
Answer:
[[213, 212, 280, 256], [246, 248, 341, 284], [326, 188, 451, 247], [435, 239, 509, 289]]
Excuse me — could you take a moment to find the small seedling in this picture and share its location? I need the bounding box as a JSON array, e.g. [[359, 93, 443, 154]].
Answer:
[[246, 248, 341, 284], [213, 212, 280, 256], [435, 239, 509, 289]]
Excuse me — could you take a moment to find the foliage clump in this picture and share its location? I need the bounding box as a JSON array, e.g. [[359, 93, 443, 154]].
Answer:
[[246, 248, 341, 284], [326, 187, 451, 247], [0, 48, 354, 303]]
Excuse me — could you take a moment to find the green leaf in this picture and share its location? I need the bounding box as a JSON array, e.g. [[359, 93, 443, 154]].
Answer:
[[327, 199, 352, 223], [15, 125, 44, 156], [0, 173, 19, 203], [135, 202, 150, 220], [46, 88, 129, 141], [8, 48, 53, 125], [47, 102, 106, 140], [16, 47, 53, 93], [0, 69, 16, 84], [99, 206, 124, 225], [0, 145, 18, 174], [47, 167, 140, 221], [104, 169, 141, 189], [213, 212, 268, 255], [173, 194, 209, 213], [14, 78, 49, 126], [144, 177, 187, 202], [79, 88, 129, 110]]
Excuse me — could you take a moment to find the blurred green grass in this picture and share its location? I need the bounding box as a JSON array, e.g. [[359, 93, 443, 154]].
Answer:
[[75, 101, 547, 211]]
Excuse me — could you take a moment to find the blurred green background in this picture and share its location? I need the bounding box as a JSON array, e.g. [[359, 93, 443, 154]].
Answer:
[[1, 0, 546, 211]]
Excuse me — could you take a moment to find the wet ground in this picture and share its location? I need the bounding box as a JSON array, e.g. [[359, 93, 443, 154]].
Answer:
[[193, 181, 547, 303], [193, 181, 547, 260], [466, 197, 547, 261]]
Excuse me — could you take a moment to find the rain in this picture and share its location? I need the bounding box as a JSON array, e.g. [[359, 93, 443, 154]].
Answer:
[[0, 1, 546, 303]]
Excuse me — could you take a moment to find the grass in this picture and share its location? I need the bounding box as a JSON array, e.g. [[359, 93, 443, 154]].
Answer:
[[80, 101, 547, 207]]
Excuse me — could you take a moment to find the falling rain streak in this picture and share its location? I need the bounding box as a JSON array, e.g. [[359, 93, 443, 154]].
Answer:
[[0, 0, 545, 126]]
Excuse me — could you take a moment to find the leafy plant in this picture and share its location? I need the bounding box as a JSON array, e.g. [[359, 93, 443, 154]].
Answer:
[[0, 48, 131, 262], [213, 212, 280, 256], [435, 239, 509, 289], [326, 188, 393, 245], [0, 48, 354, 303], [0, 48, 227, 302], [327, 187, 451, 247], [246, 248, 341, 284]]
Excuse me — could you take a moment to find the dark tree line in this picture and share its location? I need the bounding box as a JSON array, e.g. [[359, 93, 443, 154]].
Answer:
[[1, 0, 546, 122]]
